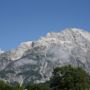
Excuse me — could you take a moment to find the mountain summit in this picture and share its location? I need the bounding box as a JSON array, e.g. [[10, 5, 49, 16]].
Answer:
[[0, 28, 90, 84]]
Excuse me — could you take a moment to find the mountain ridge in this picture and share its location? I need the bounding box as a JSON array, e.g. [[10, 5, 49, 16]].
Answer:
[[0, 28, 90, 84]]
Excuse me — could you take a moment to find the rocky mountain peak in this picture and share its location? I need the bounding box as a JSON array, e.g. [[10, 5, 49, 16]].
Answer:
[[0, 28, 90, 84], [46, 28, 88, 39], [35, 28, 90, 50]]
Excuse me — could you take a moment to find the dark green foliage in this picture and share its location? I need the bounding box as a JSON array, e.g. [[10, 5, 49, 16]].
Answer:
[[0, 65, 90, 90], [50, 65, 90, 90], [26, 82, 50, 90], [12, 84, 24, 90], [0, 80, 49, 90], [0, 80, 24, 90], [0, 80, 12, 90]]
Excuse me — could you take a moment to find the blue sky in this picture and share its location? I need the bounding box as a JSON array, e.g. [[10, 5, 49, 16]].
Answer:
[[0, 0, 90, 50]]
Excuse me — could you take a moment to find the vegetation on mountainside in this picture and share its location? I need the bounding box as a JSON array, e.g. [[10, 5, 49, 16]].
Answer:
[[0, 65, 90, 90], [50, 65, 90, 90]]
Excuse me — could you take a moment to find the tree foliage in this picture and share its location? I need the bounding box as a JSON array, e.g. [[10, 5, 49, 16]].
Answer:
[[0, 80, 24, 90], [50, 65, 90, 90], [0, 65, 90, 90], [26, 83, 50, 90]]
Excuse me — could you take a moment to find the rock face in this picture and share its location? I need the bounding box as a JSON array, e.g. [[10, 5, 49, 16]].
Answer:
[[0, 28, 90, 84]]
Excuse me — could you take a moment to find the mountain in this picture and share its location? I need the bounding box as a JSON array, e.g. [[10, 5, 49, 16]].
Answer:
[[0, 28, 90, 84]]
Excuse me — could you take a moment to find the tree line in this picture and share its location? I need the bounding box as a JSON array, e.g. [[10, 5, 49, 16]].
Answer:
[[0, 65, 90, 90]]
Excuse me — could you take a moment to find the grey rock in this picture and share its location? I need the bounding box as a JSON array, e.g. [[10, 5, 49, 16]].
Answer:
[[0, 28, 90, 84]]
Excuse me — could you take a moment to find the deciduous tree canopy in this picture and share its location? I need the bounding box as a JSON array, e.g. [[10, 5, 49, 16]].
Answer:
[[50, 65, 90, 90]]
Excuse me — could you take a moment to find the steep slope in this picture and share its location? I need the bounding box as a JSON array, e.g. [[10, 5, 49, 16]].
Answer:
[[0, 28, 90, 84]]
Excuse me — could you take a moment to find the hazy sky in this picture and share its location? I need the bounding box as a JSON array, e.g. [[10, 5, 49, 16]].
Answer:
[[0, 0, 90, 50]]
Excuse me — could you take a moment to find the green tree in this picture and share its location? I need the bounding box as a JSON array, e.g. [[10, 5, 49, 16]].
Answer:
[[0, 80, 24, 90], [50, 65, 90, 90], [26, 82, 49, 90], [12, 84, 24, 90], [0, 80, 12, 90]]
